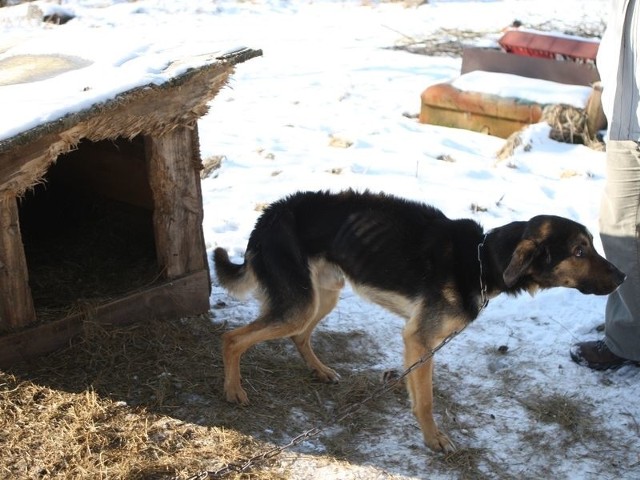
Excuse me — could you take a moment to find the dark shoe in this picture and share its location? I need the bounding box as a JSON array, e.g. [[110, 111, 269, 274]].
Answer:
[[570, 340, 638, 371]]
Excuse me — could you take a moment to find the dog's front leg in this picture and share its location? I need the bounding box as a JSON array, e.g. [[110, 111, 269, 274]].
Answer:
[[403, 319, 456, 453]]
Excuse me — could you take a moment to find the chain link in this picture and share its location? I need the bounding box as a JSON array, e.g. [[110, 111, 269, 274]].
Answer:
[[478, 233, 489, 309]]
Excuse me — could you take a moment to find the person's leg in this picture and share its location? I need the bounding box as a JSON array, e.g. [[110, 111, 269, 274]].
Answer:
[[600, 140, 640, 361], [571, 140, 640, 368]]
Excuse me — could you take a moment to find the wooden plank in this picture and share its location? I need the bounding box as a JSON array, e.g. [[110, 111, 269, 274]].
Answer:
[[0, 195, 36, 330], [461, 47, 600, 86], [0, 269, 210, 367], [145, 126, 209, 281]]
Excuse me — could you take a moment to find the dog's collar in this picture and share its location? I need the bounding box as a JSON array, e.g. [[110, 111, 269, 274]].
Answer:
[[477, 232, 490, 311]]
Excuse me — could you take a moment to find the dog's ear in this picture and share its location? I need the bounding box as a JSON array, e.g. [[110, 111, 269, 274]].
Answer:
[[503, 239, 538, 287]]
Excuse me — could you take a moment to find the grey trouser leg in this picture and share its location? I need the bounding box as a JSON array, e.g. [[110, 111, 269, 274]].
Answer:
[[600, 140, 640, 361]]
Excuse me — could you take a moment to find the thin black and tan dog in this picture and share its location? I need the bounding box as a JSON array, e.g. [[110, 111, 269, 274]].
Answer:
[[213, 189, 625, 453]]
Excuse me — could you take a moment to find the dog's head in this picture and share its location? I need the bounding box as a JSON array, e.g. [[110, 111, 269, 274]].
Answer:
[[502, 215, 625, 295]]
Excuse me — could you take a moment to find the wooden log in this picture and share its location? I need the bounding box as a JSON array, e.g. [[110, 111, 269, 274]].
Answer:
[[145, 126, 210, 282], [0, 194, 36, 330]]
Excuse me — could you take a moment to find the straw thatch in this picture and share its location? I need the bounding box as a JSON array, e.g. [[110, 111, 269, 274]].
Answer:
[[0, 48, 262, 199]]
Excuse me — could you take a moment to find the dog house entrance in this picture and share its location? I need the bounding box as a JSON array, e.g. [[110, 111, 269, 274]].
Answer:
[[18, 136, 160, 321]]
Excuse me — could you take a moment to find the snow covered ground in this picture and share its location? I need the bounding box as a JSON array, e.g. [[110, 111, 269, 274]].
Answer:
[[2, 1, 639, 478]]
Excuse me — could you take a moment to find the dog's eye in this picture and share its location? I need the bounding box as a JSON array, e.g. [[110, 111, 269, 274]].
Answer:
[[574, 246, 584, 258]]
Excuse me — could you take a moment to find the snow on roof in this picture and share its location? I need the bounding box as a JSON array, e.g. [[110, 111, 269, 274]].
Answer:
[[0, 23, 254, 143]]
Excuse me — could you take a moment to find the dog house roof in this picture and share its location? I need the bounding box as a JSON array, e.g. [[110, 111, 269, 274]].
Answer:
[[0, 26, 261, 196]]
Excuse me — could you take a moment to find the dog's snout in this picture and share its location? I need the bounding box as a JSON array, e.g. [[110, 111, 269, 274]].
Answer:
[[611, 263, 626, 287], [580, 258, 627, 295], [600, 259, 626, 293]]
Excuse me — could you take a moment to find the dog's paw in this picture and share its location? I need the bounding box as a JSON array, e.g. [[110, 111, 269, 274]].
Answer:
[[424, 431, 456, 454], [224, 386, 250, 406], [313, 367, 341, 383]]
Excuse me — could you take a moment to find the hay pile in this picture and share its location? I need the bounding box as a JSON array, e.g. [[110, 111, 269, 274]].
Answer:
[[0, 375, 266, 479], [496, 103, 605, 162], [0, 316, 285, 479], [542, 103, 604, 150], [0, 312, 413, 479]]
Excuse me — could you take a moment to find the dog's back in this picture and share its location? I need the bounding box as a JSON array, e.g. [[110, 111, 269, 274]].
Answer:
[[214, 190, 485, 311]]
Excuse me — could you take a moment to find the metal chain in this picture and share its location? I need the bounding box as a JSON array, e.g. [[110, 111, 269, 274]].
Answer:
[[478, 233, 489, 309], [184, 326, 467, 480]]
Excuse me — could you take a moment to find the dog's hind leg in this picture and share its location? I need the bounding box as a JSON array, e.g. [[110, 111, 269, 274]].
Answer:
[[291, 286, 342, 383], [291, 260, 345, 382], [223, 317, 302, 405], [403, 312, 459, 453], [222, 217, 338, 404]]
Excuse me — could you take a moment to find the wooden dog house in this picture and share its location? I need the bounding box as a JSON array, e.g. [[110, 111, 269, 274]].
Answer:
[[0, 46, 262, 366]]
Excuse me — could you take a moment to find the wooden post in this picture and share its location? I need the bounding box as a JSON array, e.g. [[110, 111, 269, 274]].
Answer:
[[0, 194, 36, 330], [145, 125, 210, 283]]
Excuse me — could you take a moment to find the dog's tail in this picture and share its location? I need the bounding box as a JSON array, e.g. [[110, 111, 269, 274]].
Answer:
[[213, 247, 256, 299]]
